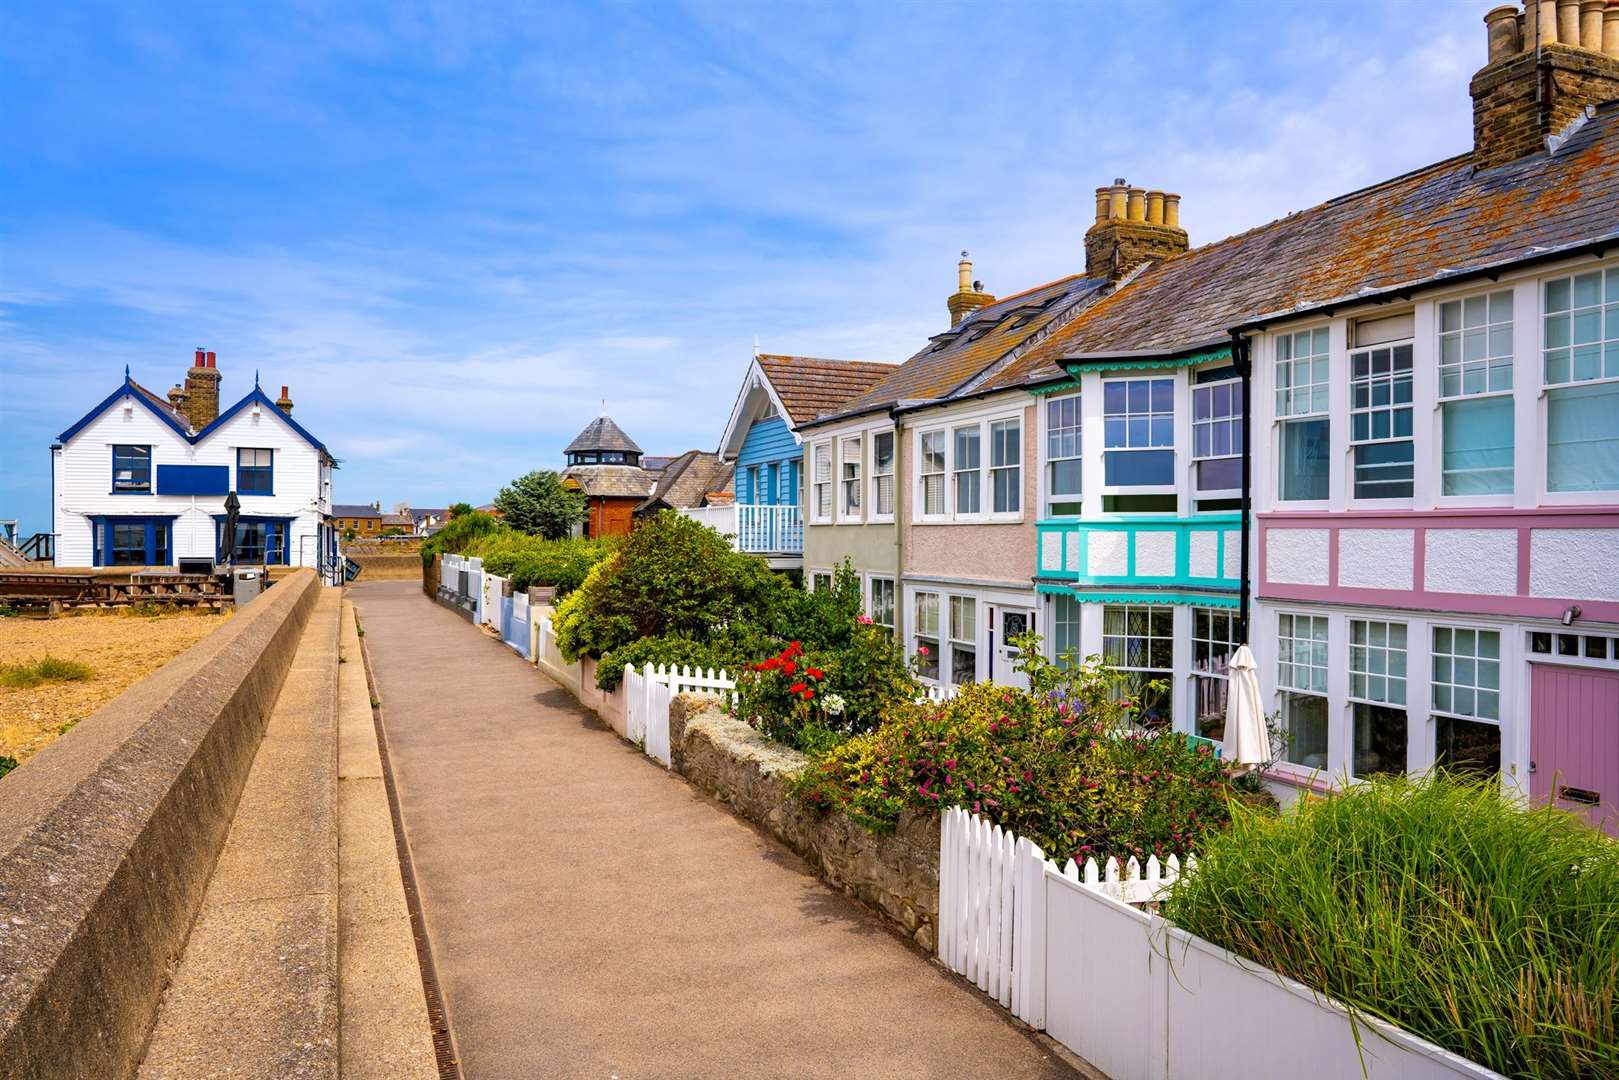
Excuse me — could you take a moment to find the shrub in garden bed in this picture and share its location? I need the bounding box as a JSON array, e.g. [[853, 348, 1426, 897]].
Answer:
[[734, 623, 920, 752], [420, 511, 613, 596], [1161, 774, 1619, 1079], [791, 643, 1242, 862]]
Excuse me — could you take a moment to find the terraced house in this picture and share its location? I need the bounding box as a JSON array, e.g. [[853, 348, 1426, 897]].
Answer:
[[703, 352, 893, 572], [989, 1, 1619, 821]]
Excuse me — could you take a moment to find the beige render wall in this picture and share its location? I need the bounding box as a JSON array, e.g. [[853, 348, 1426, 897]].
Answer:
[[902, 398, 1038, 589], [803, 521, 899, 577]]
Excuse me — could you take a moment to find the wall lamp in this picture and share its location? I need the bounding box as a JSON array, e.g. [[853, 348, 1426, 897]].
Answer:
[[1562, 605, 1582, 627]]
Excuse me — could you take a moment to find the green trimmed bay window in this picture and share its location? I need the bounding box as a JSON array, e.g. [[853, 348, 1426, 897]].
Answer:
[[91, 516, 173, 566], [1544, 269, 1619, 492]]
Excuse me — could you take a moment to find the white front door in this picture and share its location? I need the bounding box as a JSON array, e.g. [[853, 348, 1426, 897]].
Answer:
[[990, 605, 1035, 689]]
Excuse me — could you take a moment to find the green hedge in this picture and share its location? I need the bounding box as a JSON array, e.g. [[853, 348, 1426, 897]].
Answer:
[[421, 512, 613, 596], [1161, 775, 1619, 1079]]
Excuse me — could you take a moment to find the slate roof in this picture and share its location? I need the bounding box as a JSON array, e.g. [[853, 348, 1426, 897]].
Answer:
[[565, 415, 642, 454], [754, 355, 897, 426], [641, 455, 678, 473], [131, 379, 189, 426], [333, 503, 381, 518], [408, 508, 448, 525], [635, 450, 734, 512], [807, 274, 1107, 426], [562, 465, 655, 498], [987, 102, 1619, 390]]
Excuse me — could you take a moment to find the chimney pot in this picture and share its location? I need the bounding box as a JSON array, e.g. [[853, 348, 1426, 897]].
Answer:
[[1108, 183, 1128, 220], [1145, 190, 1166, 226], [1583, 0, 1607, 46], [1559, 0, 1581, 43], [1164, 193, 1182, 229], [1541, 0, 1561, 42], [1126, 187, 1147, 222], [1485, 4, 1522, 60], [206, 350, 215, 368], [1605, 0, 1619, 57], [1093, 187, 1111, 224]]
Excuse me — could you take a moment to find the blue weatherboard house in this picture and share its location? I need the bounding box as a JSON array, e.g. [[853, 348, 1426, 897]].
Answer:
[[713, 352, 894, 567]]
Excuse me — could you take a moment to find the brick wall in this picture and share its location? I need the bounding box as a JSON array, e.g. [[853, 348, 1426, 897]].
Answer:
[[1470, 43, 1619, 169]]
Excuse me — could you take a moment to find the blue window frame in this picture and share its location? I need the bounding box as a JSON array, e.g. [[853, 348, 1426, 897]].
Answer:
[[112, 445, 152, 493], [214, 516, 292, 564], [91, 516, 173, 566], [237, 448, 274, 494]]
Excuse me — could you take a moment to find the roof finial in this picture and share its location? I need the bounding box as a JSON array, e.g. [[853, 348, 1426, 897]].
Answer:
[[254, 369, 260, 389], [124, 363, 131, 380], [600, 398, 607, 416]]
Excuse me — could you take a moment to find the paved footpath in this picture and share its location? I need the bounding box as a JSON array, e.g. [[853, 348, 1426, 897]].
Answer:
[[352, 581, 1080, 1080]]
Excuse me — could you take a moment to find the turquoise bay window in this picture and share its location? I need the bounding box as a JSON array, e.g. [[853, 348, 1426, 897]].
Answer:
[[1544, 269, 1619, 492]]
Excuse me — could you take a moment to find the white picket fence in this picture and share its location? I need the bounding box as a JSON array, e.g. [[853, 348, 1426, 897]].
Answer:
[[624, 662, 735, 767], [937, 807, 1503, 1080]]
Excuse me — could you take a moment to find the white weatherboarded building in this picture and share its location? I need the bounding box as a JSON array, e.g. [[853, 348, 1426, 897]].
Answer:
[[51, 353, 337, 578]]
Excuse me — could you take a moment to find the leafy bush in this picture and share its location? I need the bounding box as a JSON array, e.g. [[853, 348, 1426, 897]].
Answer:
[[554, 511, 788, 665], [1161, 774, 1619, 1079], [791, 643, 1238, 861], [593, 632, 762, 693], [420, 511, 611, 597], [0, 755, 15, 780], [0, 655, 94, 689], [493, 469, 587, 539]]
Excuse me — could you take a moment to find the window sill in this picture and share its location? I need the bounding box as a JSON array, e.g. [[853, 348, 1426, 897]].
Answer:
[[110, 489, 153, 495]]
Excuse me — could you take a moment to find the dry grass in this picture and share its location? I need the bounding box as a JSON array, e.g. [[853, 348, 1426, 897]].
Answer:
[[0, 607, 229, 765]]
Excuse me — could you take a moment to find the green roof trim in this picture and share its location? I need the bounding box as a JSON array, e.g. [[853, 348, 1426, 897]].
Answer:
[[1061, 345, 1232, 377], [1028, 377, 1082, 398], [1034, 584, 1241, 609]]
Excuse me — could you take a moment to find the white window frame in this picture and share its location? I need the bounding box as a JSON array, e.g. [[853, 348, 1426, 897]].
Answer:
[[952, 424, 981, 515], [989, 417, 1021, 514], [867, 574, 896, 636], [1436, 289, 1515, 504], [1042, 392, 1082, 518], [1190, 605, 1238, 741], [913, 590, 941, 683], [1541, 266, 1619, 496], [1191, 374, 1243, 502], [810, 441, 833, 524], [1430, 623, 1504, 777], [1347, 618, 1409, 779], [1102, 603, 1175, 728], [917, 429, 947, 519], [869, 429, 895, 522], [1276, 611, 1330, 771], [911, 402, 1026, 524], [1347, 337, 1415, 504], [839, 433, 863, 523], [1273, 326, 1332, 507], [948, 594, 978, 688], [1100, 376, 1176, 497]]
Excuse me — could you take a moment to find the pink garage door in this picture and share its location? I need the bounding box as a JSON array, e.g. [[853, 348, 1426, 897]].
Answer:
[[1531, 663, 1619, 837]]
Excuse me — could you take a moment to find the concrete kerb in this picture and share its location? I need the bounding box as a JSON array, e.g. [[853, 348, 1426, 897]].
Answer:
[[0, 570, 321, 1080], [336, 599, 438, 1079]]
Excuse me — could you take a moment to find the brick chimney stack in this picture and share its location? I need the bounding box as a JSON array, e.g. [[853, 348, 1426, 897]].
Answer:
[[276, 385, 294, 416], [1471, 1, 1619, 169], [1084, 178, 1189, 282], [183, 348, 222, 430], [947, 252, 997, 326]]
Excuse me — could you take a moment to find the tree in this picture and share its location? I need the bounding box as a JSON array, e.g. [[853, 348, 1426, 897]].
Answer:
[[448, 502, 474, 518], [493, 470, 586, 539]]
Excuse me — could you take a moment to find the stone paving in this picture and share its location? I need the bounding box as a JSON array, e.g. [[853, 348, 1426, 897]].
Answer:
[[351, 580, 1080, 1080]]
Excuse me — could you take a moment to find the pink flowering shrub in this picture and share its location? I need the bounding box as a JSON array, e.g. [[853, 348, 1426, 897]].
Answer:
[[790, 640, 1250, 862]]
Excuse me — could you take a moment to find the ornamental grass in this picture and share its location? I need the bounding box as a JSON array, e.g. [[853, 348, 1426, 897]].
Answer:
[[1160, 774, 1619, 1079]]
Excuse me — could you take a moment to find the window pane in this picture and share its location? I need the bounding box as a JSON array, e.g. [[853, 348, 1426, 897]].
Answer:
[[1436, 714, 1501, 777], [1281, 691, 1328, 769], [1353, 703, 1407, 778], [1547, 382, 1619, 492], [1103, 449, 1174, 487], [1280, 418, 1329, 501], [1442, 397, 1514, 495]]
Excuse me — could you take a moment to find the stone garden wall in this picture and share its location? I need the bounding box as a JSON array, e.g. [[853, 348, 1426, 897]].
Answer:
[[669, 695, 941, 951]]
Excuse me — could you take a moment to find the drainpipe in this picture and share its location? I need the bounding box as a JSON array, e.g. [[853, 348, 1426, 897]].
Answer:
[[889, 405, 905, 644], [1229, 331, 1253, 641]]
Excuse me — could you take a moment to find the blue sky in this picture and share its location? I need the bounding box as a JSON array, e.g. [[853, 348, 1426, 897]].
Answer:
[[1, 0, 1485, 532]]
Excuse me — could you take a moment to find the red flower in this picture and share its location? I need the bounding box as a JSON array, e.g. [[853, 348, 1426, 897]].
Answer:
[[783, 660, 797, 674], [805, 667, 824, 679], [917, 645, 930, 656], [788, 681, 807, 694], [803, 690, 815, 701]]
